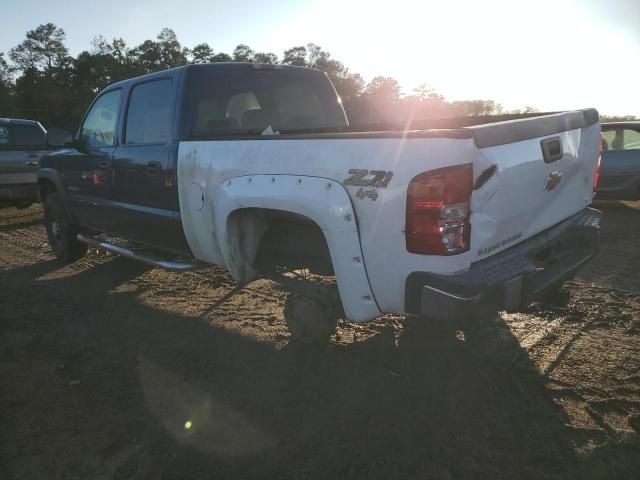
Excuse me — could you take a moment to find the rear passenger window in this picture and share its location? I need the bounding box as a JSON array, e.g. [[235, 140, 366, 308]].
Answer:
[[602, 128, 640, 151], [12, 124, 45, 146], [125, 79, 172, 144], [0, 126, 9, 145], [602, 130, 615, 150]]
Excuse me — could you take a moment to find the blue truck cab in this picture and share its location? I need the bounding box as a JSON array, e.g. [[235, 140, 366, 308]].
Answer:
[[39, 66, 188, 256]]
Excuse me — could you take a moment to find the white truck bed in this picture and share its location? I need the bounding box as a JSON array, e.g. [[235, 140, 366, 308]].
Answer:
[[177, 109, 601, 321]]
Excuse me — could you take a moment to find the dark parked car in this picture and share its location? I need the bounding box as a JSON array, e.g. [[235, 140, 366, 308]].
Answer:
[[596, 121, 640, 200], [0, 118, 71, 208]]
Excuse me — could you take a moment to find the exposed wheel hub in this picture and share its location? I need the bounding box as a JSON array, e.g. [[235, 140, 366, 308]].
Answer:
[[284, 293, 338, 344]]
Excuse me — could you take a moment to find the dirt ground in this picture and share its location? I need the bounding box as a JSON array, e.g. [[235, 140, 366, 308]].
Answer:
[[1, 201, 639, 480]]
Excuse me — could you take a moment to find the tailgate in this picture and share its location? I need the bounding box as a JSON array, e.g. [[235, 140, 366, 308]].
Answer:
[[468, 109, 600, 260]]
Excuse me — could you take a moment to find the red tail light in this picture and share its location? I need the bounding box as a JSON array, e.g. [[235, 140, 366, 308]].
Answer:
[[594, 134, 602, 190], [406, 164, 473, 255]]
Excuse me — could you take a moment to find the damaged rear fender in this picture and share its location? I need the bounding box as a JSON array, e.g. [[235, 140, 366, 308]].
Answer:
[[212, 175, 381, 322]]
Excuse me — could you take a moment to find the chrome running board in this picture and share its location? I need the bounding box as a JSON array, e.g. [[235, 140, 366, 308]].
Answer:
[[76, 233, 199, 271]]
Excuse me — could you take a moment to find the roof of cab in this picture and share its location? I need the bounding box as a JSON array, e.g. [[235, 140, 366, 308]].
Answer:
[[602, 121, 640, 127], [0, 118, 42, 126], [104, 62, 326, 91]]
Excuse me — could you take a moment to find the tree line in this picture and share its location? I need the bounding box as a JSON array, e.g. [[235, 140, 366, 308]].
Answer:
[[0, 24, 634, 132]]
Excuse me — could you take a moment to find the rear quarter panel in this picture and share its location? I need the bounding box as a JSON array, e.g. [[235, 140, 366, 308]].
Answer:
[[177, 136, 478, 316]]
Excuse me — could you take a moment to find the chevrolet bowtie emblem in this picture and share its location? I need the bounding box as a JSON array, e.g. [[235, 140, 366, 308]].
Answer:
[[544, 170, 562, 191]]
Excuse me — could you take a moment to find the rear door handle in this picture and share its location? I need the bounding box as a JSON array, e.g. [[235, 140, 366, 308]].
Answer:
[[25, 153, 39, 166], [146, 161, 162, 176], [99, 160, 111, 169]]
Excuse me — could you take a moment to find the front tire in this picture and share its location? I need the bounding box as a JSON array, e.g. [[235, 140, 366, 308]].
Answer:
[[43, 192, 87, 262]]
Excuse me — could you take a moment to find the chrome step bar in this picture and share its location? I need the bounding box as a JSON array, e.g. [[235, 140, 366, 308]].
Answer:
[[76, 233, 199, 271]]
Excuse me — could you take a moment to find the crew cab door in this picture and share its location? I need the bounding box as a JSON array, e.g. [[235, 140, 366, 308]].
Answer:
[[111, 77, 188, 254], [62, 88, 121, 231]]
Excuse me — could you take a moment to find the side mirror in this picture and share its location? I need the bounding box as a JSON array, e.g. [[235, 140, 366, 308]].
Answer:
[[47, 129, 74, 147]]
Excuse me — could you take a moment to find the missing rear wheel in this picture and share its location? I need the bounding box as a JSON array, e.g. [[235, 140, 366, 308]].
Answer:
[[284, 293, 338, 344]]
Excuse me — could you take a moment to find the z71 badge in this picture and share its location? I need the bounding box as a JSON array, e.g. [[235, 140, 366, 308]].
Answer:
[[344, 169, 393, 188]]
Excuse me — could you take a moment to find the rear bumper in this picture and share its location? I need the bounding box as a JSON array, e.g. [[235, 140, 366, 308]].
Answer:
[[405, 207, 601, 318]]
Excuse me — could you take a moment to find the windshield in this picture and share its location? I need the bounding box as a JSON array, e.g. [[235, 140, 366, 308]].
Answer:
[[185, 67, 347, 137]]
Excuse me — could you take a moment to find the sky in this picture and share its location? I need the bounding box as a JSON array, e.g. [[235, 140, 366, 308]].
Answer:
[[1, 0, 639, 116]]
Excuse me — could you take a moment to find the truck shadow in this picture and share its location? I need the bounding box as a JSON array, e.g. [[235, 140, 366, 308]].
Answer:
[[0, 217, 43, 232], [592, 199, 640, 213], [1, 257, 605, 480]]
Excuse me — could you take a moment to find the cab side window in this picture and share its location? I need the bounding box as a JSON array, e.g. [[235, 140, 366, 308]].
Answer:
[[602, 129, 616, 150], [0, 126, 9, 145], [12, 124, 46, 146], [602, 128, 640, 151], [81, 90, 121, 148], [125, 79, 172, 145]]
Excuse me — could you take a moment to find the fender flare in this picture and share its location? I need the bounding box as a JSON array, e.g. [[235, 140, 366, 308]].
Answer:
[[183, 174, 381, 322], [37, 168, 73, 216]]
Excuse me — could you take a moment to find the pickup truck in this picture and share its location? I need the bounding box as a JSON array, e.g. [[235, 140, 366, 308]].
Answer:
[[0, 118, 68, 208], [38, 63, 602, 342]]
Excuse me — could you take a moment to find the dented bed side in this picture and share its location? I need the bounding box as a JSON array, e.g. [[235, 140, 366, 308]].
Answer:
[[177, 135, 478, 320], [177, 109, 600, 321]]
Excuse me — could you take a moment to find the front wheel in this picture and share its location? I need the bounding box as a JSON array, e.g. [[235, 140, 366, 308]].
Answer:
[[43, 192, 87, 262]]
